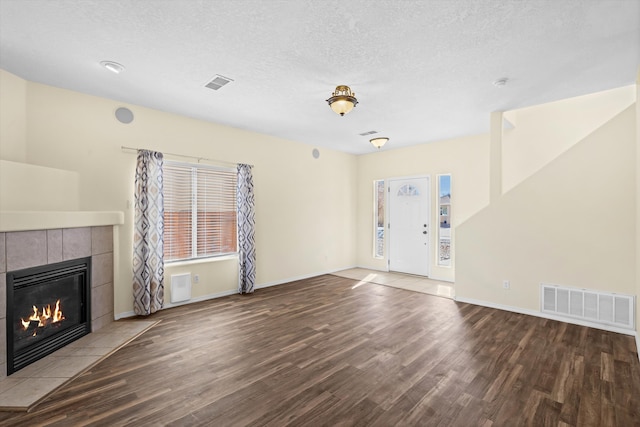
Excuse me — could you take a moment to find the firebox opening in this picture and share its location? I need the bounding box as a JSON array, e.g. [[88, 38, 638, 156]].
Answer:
[[6, 257, 91, 375]]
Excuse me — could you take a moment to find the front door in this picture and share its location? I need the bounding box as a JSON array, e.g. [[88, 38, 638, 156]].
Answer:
[[388, 177, 430, 276]]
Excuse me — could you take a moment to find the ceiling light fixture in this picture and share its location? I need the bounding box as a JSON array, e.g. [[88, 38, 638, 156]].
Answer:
[[326, 85, 358, 116], [493, 77, 509, 87], [100, 61, 125, 74], [370, 137, 389, 149]]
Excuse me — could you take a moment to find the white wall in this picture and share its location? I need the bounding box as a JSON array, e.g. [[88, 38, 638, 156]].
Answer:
[[0, 70, 357, 317]]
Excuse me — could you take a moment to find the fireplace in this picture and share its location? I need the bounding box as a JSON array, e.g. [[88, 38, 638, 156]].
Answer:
[[5, 257, 91, 374]]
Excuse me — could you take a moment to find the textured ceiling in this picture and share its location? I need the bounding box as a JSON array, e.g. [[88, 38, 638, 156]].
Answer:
[[0, 0, 638, 154]]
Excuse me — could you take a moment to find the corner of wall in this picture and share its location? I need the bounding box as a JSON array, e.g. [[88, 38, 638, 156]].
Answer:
[[0, 69, 27, 162], [635, 67, 640, 341]]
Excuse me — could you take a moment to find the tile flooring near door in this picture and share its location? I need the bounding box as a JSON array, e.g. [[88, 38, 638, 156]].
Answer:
[[332, 268, 454, 299]]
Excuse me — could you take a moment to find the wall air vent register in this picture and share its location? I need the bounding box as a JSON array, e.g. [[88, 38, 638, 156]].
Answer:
[[541, 283, 634, 330]]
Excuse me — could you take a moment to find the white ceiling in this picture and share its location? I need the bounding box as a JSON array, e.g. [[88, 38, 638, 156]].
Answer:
[[0, 0, 638, 155]]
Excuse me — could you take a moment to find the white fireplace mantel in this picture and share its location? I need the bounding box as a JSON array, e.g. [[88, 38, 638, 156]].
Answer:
[[0, 211, 124, 232]]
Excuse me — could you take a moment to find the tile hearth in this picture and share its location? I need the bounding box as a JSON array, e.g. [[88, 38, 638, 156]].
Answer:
[[0, 320, 157, 411]]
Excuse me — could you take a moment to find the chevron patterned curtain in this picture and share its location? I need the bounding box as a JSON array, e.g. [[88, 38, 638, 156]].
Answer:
[[237, 164, 256, 294], [132, 150, 165, 315]]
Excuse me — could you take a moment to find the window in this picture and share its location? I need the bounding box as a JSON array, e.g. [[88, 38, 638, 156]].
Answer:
[[374, 180, 385, 258], [163, 161, 237, 262], [438, 174, 451, 266], [397, 184, 420, 196]]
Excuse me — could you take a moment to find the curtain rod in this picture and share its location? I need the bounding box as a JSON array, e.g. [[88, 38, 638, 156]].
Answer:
[[120, 145, 253, 167]]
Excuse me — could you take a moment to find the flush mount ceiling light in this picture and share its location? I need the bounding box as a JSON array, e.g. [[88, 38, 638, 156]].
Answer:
[[326, 85, 358, 116], [370, 137, 389, 149], [493, 77, 509, 87], [100, 60, 125, 74]]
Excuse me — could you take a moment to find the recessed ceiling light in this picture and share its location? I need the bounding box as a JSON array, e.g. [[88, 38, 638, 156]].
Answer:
[[100, 61, 125, 74], [493, 77, 509, 87]]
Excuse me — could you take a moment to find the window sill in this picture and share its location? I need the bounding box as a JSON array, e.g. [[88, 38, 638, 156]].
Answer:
[[166, 253, 238, 268]]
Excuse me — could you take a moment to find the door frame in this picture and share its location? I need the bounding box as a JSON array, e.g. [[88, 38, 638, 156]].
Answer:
[[386, 174, 431, 277]]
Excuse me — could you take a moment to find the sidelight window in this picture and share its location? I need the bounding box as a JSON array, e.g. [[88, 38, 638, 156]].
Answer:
[[374, 179, 385, 258], [437, 174, 451, 266]]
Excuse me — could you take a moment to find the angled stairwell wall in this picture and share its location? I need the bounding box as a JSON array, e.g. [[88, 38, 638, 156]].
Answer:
[[456, 93, 636, 324], [502, 86, 636, 193]]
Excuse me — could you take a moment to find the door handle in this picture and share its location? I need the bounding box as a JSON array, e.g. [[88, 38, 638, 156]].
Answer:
[[423, 231, 427, 234]]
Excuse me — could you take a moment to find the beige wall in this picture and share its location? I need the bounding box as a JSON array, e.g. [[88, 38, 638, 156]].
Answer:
[[0, 70, 27, 162], [457, 98, 636, 311], [1, 70, 357, 317], [2, 68, 638, 337], [355, 134, 490, 281], [503, 85, 636, 193], [636, 71, 640, 338], [0, 160, 79, 211]]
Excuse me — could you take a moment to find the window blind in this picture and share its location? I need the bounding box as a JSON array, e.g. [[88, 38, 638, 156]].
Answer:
[[195, 167, 237, 257], [163, 161, 237, 262]]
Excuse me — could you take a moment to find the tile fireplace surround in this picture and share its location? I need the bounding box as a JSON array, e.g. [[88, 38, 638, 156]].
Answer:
[[0, 225, 159, 411], [0, 226, 115, 379]]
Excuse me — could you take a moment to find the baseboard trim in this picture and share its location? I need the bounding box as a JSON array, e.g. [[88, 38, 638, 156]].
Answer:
[[455, 296, 637, 337], [355, 265, 388, 273], [115, 311, 135, 320], [353, 265, 455, 283], [116, 266, 358, 319], [427, 275, 454, 283], [165, 289, 238, 309], [115, 289, 238, 319], [256, 266, 357, 289]]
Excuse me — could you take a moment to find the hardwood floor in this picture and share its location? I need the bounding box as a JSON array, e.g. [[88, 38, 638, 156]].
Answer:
[[0, 274, 638, 426]]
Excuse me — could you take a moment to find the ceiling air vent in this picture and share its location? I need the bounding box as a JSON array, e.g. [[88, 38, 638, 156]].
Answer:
[[205, 75, 233, 91], [359, 130, 378, 136]]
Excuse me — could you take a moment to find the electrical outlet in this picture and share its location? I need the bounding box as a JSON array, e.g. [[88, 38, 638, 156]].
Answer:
[[194, 274, 200, 284], [502, 280, 510, 290]]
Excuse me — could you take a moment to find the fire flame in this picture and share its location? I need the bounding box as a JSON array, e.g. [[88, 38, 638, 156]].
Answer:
[[20, 299, 65, 333]]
